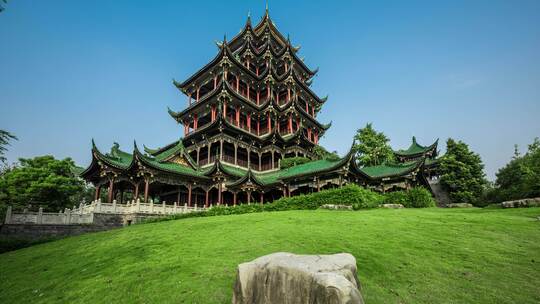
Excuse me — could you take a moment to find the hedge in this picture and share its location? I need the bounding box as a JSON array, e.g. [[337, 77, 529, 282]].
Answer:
[[384, 187, 436, 208], [146, 185, 436, 224]]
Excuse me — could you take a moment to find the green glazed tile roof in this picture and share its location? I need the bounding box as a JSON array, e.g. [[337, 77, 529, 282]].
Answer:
[[360, 161, 420, 178], [394, 136, 437, 156], [92, 142, 133, 170], [138, 154, 207, 178]]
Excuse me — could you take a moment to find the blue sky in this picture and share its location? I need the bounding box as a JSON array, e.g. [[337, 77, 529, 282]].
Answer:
[[1, 0, 539, 180]]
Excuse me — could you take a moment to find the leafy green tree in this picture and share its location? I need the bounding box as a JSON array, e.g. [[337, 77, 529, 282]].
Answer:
[[353, 123, 394, 167], [0, 156, 84, 217], [492, 137, 540, 202], [439, 138, 487, 205], [0, 130, 17, 166], [312, 145, 340, 161]]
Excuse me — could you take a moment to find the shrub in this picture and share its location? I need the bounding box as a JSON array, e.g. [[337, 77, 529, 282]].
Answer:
[[383, 187, 436, 208], [271, 184, 384, 210], [404, 187, 436, 208], [144, 184, 385, 224], [384, 191, 408, 205]]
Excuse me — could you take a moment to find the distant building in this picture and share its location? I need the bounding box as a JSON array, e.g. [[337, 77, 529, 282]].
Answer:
[[81, 11, 439, 206]]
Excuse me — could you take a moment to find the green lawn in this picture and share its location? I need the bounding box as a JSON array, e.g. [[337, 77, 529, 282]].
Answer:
[[1, 208, 539, 303]]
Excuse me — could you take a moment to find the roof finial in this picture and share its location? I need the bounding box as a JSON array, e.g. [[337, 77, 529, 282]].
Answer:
[[247, 11, 251, 25], [265, 0, 269, 16], [412, 136, 417, 144], [223, 33, 227, 44]]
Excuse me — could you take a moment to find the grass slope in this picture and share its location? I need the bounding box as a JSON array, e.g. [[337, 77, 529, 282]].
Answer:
[[1, 208, 539, 304]]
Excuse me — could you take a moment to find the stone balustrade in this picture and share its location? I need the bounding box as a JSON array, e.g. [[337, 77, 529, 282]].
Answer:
[[3, 199, 207, 225]]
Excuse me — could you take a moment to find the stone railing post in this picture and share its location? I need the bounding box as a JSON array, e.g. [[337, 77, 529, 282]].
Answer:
[[113, 199, 117, 213], [79, 202, 84, 215], [150, 200, 154, 213], [96, 199, 101, 213], [5, 206, 12, 224], [184, 203, 187, 213], [65, 209, 72, 224], [137, 198, 141, 212], [162, 201, 166, 214], [174, 201, 178, 213], [37, 207, 43, 224]]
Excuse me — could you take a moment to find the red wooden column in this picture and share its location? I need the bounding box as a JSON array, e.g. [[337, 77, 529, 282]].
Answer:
[[235, 107, 240, 126], [194, 114, 198, 130], [308, 128, 312, 142], [247, 113, 251, 132], [134, 182, 139, 201], [233, 192, 237, 206], [305, 101, 309, 113], [247, 190, 251, 205], [247, 84, 250, 100], [223, 100, 227, 117], [288, 113, 292, 133], [267, 83, 270, 100], [287, 88, 291, 102], [94, 185, 101, 201], [256, 66, 259, 76], [213, 75, 217, 89], [205, 189, 209, 208], [188, 93, 192, 106], [236, 75, 240, 91], [211, 105, 216, 121], [107, 178, 114, 203], [267, 112, 271, 132], [260, 192, 264, 205], [256, 91, 260, 105], [144, 178, 150, 203], [312, 107, 315, 117], [187, 183, 192, 207], [296, 118, 300, 131], [257, 119, 260, 135], [218, 183, 222, 205], [196, 87, 200, 102]]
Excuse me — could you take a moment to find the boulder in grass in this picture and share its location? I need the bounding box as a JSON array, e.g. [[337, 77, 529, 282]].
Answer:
[[501, 198, 540, 208], [447, 203, 474, 208], [381, 203, 405, 209], [232, 252, 363, 304]]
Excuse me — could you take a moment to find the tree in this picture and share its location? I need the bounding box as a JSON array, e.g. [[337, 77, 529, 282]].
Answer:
[[0, 130, 17, 166], [0, 0, 7, 12], [439, 138, 487, 205], [0, 156, 84, 217], [491, 137, 540, 202], [312, 145, 340, 161], [353, 123, 394, 167]]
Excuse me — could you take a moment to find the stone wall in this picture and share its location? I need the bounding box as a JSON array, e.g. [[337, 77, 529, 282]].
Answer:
[[0, 212, 168, 242], [0, 224, 112, 241]]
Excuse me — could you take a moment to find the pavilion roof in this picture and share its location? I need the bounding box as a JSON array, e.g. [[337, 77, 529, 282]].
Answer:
[[82, 139, 426, 186], [394, 137, 438, 157], [359, 159, 424, 179]]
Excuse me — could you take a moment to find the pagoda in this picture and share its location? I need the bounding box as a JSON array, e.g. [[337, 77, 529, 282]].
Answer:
[[168, 10, 330, 172], [80, 10, 440, 207]]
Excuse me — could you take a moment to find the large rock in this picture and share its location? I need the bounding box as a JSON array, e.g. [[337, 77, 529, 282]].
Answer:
[[232, 252, 363, 304], [501, 198, 540, 208]]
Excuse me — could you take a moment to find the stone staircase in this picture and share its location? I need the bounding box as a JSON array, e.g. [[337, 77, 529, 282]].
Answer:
[[428, 179, 452, 207]]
